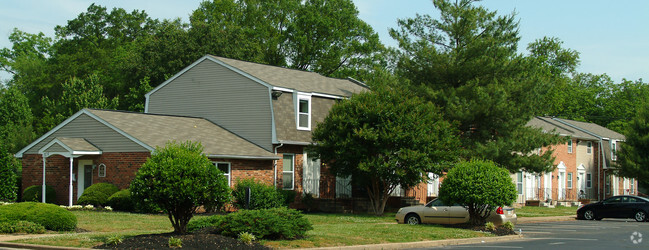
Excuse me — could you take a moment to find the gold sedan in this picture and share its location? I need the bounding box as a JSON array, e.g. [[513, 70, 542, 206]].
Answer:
[[395, 198, 517, 225]]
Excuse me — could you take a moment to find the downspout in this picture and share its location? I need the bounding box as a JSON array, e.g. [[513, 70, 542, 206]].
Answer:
[[41, 154, 47, 203], [598, 139, 603, 201], [274, 143, 284, 188]]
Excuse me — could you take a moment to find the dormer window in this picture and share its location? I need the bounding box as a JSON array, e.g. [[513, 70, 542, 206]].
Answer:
[[297, 94, 311, 130], [611, 141, 617, 161]]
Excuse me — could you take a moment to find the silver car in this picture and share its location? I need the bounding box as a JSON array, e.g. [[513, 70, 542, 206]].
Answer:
[[395, 198, 517, 225]]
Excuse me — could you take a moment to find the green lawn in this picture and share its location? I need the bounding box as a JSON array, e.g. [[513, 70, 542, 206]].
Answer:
[[12, 211, 489, 248], [515, 206, 578, 217]]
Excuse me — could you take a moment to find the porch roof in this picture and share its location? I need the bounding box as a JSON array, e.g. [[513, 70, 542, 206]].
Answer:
[[38, 137, 102, 157]]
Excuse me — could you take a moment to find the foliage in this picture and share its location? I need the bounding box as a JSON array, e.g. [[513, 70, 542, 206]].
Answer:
[[105, 235, 124, 246], [0, 144, 19, 202], [22, 185, 57, 203], [484, 222, 496, 231], [439, 160, 517, 226], [130, 141, 231, 234], [238, 232, 256, 245], [168, 237, 182, 247], [0, 220, 46, 234], [0, 202, 77, 231], [502, 221, 514, 231], [106, 189, 135, 212], [390, 0, 562, 173], [616, 101, 649, 183], [77, 182, 119, 206], [232, 178, 284, 209], [277, 189, 296, 206], [0, 86, 35, 152], [310, 86, 460, 215], [187, 214, 224, 232], [198, 207, 313, 240]]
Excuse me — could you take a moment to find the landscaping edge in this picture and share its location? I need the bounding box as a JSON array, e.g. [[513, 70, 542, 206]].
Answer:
[[300, 234, 524, 250]]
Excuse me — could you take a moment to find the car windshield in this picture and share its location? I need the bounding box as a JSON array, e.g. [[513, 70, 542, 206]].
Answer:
[[426, 199, 446, 207]]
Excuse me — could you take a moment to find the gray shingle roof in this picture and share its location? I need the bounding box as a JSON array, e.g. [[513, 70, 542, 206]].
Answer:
[[527, 117, 599, 140], [211, 55, 368, 97], [56, 137, 99, 152], [553, 118, 625, 140], [88, 109, 277, 159]]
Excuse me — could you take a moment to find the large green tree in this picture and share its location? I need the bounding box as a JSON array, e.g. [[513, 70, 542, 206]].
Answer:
[[130, 141, 231, 234], [616, 101, 649, 186], [0, 86, 35, 152], [390, 0, 561, 173], [310, 86, 460, 215]]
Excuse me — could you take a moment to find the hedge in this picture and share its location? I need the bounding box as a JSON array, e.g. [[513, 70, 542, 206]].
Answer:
[[0, 202, 77, 231], [77, 183, 119, 206], [22, 185, 57, 204]]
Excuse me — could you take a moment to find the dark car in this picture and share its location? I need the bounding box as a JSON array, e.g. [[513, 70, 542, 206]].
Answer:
[[577, 195, 649, 222]]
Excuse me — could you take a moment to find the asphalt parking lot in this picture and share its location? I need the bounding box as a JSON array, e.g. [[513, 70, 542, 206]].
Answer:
[[430, 219, 649, 249]]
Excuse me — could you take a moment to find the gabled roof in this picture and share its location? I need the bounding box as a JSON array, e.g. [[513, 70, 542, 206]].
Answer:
[[146, 55, 369, 100], [17, 109, 279, 160], [527, 117, 598, 140], [553, 118, 625, 141]]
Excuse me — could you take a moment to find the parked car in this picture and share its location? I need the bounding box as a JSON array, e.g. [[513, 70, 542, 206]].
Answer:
[[395, 198, 517, 225], [577, 195, 649, 222]]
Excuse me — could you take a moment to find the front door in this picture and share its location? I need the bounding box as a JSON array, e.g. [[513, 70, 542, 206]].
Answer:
[[558, 171, 565, 200], [77, 160, 93, 198]]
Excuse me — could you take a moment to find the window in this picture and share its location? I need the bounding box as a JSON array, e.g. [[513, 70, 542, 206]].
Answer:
[[567, 140, 573, 153], [605, 175, 611, 195], [587, 141, 592, 154], [517, 173, 523, 195], [586, 173, 592, 188], [214, 162, 231, 186], [631, 178, 635, 193], [97, 163, 106, 178], [297, 94, 311, 130], [282, 154, 294, 190], [611, 141, 617, 161], [567, 173, 573, 189]]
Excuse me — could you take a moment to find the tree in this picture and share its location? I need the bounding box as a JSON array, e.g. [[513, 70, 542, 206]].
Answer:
[[0, 85, 35, 152], [0, 143, 19, 202], [616, 101, 649, 186], [439, 160, 517, 226], [310, 86, 460, 215], [390, 0, 562, 173], [130, 141, 231, 234]]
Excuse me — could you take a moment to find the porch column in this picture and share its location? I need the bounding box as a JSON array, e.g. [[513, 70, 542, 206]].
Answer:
[[41, 154, 47, 203], [69, 157, 74, 206]]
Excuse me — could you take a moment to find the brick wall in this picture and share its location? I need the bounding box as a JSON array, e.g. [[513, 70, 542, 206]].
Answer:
[[211, 158, 274, 187]]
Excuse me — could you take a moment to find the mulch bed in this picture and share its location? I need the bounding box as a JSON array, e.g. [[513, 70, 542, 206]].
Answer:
[[94, 231, 270, 250], [443, 223, 517, 236]]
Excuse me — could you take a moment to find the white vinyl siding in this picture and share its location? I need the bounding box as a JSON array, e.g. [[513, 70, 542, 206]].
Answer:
[[283, 154, 294, 190], [214, 162, 231, 186], [297, 94, 311, 130]]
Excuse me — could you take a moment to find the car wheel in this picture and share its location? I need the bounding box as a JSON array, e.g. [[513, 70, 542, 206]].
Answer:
[[405, 214, 421, 225], [634, 211, 647, 222], [583, 210, 595, 220]]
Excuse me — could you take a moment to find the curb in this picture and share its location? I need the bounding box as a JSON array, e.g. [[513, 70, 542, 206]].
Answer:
[[0, 241, 89, 250], [299, 234, 524, 250], [517, 215, 577, 224]]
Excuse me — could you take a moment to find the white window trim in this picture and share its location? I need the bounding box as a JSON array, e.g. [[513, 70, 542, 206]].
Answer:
[[214, 162, 231, 186], [297, 94, 312, 131], [283, 154, 295, 190], [567, 172, 573, 189], [586, 173, 592, 188], [611, 141, 617, 161], [587, 141, 592, 154], [97, 163, 106, 178], [567, 140, 573, 153]]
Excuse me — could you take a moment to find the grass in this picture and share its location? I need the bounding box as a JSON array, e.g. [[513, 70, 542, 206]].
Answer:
[[11, 211, 488, 248], [516, 206, 578, 217]]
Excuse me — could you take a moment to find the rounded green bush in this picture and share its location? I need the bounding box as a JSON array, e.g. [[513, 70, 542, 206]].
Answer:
[[77, 183, 119, 206], [0, 202, 77, 231], [233, 178, 284, 209], [106, 189, 135, 212], [22, 185, 57, 204]]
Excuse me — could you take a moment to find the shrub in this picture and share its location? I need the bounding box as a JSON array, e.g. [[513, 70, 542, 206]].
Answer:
[[187, 215, 224, 232], [0, 202, 77, 231], [0, 220, 45, 234], [105, 235, 124, 246], [233, 178, 283, 210], [502, 221, 515, 231], [216, 207, 313, 240], [0, 145, 19, 202], [106, 189, 135, 212], [439, 160, 517, 226], [130, 141, 231, 234], [238, 232, 256, 245], [168, 237, 182, 247], [77, 183, 119, 206], [277, 189, 297, 206], [22, 185, 57, 204], [485, 222, 496, 231]]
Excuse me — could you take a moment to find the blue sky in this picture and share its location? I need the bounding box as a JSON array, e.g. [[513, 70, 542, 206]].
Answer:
[[1, 0, 647, 83]]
